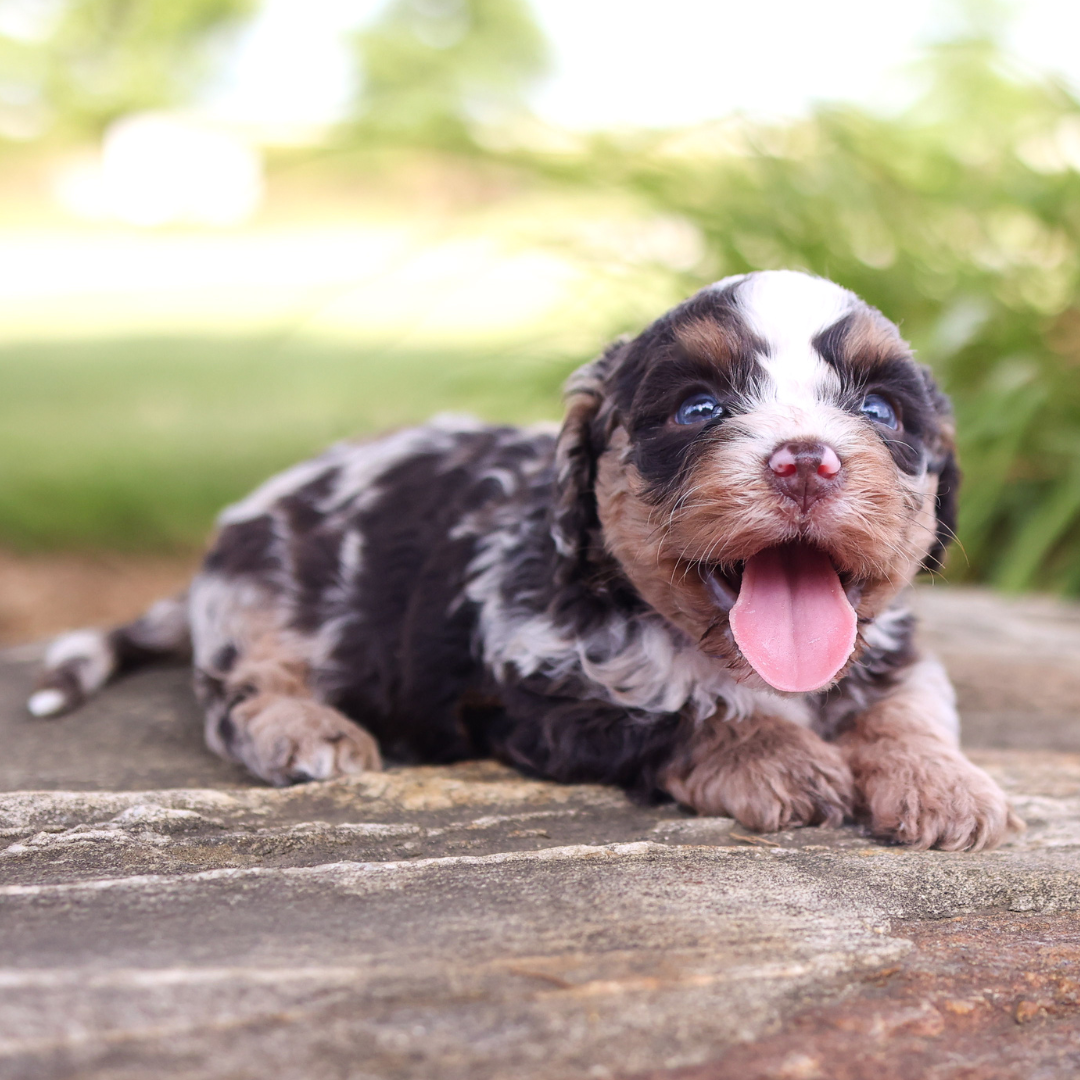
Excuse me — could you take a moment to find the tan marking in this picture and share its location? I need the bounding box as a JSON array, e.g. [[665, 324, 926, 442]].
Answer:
[[232, 693, 381, 785], [595, 428, 734, 658], [674, 316, 748, 365], [833, 307, 911, 369], [662, 711, 853, 831], [552, 353, 617, 555]]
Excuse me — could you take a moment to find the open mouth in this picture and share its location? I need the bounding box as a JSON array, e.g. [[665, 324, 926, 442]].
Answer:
[[701, 543, 861, 694]]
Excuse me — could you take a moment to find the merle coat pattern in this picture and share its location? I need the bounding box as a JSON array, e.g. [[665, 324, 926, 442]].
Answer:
[[31, 271, 1019, 851]]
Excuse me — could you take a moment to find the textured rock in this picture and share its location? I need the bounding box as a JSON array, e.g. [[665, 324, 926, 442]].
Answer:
[[0, 586, 1079, 1079]]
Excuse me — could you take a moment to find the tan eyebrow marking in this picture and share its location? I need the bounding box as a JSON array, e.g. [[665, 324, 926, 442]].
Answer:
[[832, 308, 911, 370], [674, 316, 751, 365]]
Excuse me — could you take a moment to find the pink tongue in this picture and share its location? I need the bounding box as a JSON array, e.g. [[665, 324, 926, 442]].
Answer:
[[729, 544, 857, 693]]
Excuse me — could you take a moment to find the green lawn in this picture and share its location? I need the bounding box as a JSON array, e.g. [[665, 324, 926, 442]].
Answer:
[[0, 333, 582, 551]]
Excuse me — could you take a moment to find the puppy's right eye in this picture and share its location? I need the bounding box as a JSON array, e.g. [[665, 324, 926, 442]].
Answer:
[[674, 393, 726, 425]]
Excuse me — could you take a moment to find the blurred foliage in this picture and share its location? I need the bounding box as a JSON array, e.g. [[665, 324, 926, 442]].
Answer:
[[0, 0, 254, 136], [473, 20, 1080, 593], [351, 0, 547, 147], [2, 0, 1079, 594]]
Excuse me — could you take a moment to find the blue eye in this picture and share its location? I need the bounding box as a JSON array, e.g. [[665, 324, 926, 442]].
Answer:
[[675, 393, 726, 425], [860, 393, 898, 429]]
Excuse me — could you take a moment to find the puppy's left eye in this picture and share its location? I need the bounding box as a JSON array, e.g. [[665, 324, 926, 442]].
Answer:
[[860, 394, 899, 429], [675, 393, 726, 425]]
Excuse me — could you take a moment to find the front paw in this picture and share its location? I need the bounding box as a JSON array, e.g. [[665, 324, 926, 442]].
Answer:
[[663, 717, 854, 832], [845, 736, 1020, 851], [236, 695, 382, 785]]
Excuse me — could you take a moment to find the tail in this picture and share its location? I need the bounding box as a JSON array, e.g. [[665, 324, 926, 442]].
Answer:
[[27, 594, 191, 718]]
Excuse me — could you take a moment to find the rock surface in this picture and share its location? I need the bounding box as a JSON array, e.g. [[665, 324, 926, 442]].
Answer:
[[1, 586, 1079, 1079]]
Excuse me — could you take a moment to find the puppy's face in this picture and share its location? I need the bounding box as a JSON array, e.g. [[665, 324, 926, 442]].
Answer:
[[557, 271, 957, 694]]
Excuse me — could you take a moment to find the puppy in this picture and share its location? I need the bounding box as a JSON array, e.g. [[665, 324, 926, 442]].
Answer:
[[29, 271, 1018, 850]]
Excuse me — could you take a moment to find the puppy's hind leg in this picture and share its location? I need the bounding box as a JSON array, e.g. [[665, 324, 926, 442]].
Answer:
[[191, 584, 380, 786]]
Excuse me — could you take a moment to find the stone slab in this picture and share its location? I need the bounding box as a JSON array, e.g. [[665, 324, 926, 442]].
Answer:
[[0, 586, 1078, 1079], [914, 587, 1080, 753]]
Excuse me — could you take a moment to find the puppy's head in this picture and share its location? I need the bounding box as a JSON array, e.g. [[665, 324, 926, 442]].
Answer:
[[554, 270, 958, 694]]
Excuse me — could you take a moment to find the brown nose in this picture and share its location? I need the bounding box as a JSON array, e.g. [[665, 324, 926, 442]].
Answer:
[[767, 441, 843, 512]]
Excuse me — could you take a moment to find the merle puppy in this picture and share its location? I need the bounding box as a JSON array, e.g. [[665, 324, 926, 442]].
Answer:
[[31, 271, 1018, 851]]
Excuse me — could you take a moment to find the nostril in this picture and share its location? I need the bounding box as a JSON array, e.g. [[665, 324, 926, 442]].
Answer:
[[768, 446, 798, 477], [767, 440, 844, 512], [817, 445, 842, 479]]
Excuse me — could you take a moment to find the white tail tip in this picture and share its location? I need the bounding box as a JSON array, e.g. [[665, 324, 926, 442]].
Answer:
[[28, 689, 67, 717]]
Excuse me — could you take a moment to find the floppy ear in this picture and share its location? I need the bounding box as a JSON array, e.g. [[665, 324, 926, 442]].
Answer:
[[923, 442, 960, 572], [550, 339, 626, 561], [919, 366, 961, 573]]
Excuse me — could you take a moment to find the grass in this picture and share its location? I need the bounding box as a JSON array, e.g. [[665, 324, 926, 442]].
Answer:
[[0, 332, 580, 551]]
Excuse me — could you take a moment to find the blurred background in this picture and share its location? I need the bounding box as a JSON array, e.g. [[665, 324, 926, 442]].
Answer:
[[2, 0, 1080, 643]]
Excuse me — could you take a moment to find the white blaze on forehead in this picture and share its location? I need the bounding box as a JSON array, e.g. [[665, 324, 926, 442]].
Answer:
[[734, 271, 856, 408]]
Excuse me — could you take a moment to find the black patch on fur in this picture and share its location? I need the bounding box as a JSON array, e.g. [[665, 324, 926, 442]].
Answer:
[[614, 283, 767, 496], [277, 467, 340, 531], [919, 366, 960, 572], [105, 599, 191, 674], [487, 679, 683, 803], [306, 423, 664, 794], [326, 429, 552, 764], [279, 469, 350, 631], [204, 515, 282, 577], [212, 643, 239, 673], [106, 628, 166, 673], [290, 526, 346, 633], [217, 712, 239, 752], [926, 449, 960, 572]]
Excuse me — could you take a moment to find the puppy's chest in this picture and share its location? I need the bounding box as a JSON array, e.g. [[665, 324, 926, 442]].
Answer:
[[465, 540, 819, 726], [465, 521, 904, 733]]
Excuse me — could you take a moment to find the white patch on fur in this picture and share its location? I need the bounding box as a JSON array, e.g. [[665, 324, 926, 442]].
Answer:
[[737, 271, 853, 410], [27, 689, 66, 717], [188, 575, 287, 671], [338, 529, 364, 581], [43, 629, 115, 693], [524, 419, 561, 437], [899, 653, 960, 744], [862, 604, 911, 653], [309, 528, 366, 673], [478, 467, 519, 498]]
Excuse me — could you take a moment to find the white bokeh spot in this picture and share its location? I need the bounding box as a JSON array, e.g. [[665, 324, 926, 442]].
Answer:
[[54, 113, 264, 228]]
